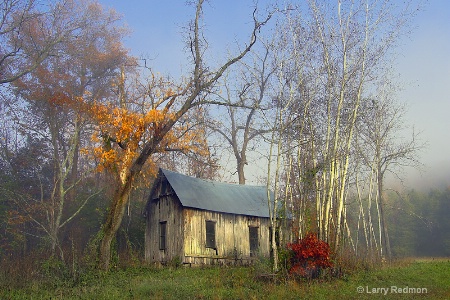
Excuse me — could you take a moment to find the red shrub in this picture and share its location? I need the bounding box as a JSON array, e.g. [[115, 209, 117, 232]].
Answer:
[[287, 232, 333, 278]]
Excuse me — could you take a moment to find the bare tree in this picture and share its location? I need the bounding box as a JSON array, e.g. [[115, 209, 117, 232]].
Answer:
[[267, 0, 420, 258], [96, 0, 272, 270], [209, 45, 275, 184], [355, 82, 424, 260], [1, 0, 118, 85], [5, 0, 129, 259]]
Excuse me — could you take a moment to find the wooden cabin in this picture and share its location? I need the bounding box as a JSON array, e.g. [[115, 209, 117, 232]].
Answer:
[[144, 168, 273, 266]]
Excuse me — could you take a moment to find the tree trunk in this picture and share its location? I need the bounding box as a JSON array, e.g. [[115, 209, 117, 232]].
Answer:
[[99, 176, 133, 270], [237, 156, 246, 185], [98, 130, 165, 270], [96, 0, 270, 269], [377, 169, 391, 260]]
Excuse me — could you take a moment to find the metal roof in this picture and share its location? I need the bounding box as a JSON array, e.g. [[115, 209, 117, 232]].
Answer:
[[158, 168, 272, 218]]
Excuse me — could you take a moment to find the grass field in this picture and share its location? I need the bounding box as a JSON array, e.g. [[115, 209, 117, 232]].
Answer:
[[1, 258, 449, 299]]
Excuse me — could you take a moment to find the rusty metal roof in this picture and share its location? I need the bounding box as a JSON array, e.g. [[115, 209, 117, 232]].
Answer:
[[158, 168, 272, 218]]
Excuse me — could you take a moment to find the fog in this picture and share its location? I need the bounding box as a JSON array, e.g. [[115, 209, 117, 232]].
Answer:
[[393, 0, 450, 191]]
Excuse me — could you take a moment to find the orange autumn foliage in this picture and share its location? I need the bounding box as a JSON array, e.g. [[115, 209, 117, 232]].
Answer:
[[78, 95, 209, 182]]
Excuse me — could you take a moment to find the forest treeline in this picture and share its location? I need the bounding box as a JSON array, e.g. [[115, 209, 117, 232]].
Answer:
[[0, 0, 439, 275], [387, 187, 450, 257], [1, 164, 448, 263]]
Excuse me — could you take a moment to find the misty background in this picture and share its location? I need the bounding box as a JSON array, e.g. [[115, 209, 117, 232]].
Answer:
[[94, 0, 450, 258], [99, 0, 450, 191]]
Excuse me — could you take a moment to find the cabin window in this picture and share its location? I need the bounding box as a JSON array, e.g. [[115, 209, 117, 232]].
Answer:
[[159, 221, 167, 250], [205, 220, 216, 249], [249, 226, 259, 257]]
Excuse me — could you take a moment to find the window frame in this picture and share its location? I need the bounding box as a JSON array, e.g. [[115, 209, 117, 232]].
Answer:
[[159, 221, 167, 251], [205, 220, 216, 249], [249, 226, 259, 257]]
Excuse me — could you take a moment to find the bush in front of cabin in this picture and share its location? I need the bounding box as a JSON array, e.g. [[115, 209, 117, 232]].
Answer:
[[286, 232, 333, 279]]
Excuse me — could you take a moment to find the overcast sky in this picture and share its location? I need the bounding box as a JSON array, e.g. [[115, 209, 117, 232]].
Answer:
[[395, 0, 450, 189], [98, 0, 450, 189]]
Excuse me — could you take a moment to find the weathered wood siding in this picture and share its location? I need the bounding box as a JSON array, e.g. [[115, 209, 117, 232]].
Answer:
[[145, 194, 184, 264], [145, 175, 272, 265], [182, 208, 271, 265]]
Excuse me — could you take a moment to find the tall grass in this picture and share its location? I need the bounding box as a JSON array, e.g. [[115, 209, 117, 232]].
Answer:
[[1, 256, 449, 299]]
